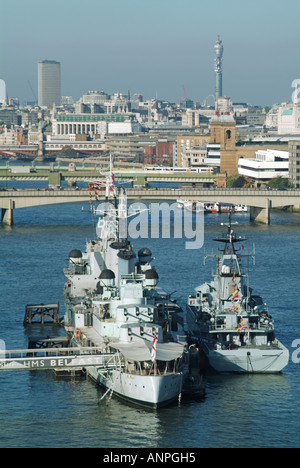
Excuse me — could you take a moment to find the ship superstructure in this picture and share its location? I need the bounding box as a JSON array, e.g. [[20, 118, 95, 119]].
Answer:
[[63, 162, 205, 407]]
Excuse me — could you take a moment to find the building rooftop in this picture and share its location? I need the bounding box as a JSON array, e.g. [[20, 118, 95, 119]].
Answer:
[[39, 60, 60, 65], [210, 114, 235, 123]]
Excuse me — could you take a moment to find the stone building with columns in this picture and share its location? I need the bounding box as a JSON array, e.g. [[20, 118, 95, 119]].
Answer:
[[52, 113, 141, 139]]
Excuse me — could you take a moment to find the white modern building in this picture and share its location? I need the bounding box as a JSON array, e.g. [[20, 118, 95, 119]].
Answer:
[[277, 102, 300, 135], [238, 149, 289, 180], [38, 60, 61, 107], [108, 121, 141, 134], [204, 143, 221, 167]]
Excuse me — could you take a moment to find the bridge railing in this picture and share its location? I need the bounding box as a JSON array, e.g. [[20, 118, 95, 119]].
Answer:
[[1, 188, 300, 198]]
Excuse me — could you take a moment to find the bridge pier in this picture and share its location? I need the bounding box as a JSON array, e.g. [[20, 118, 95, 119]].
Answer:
[[250, 199, 271, 225], [48, 172, 62, 187], [133, 175, 148, 187], [1, 199, 14, 226]]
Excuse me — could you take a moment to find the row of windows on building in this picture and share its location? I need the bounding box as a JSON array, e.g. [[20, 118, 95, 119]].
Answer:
[[289, 145, 300, 150]]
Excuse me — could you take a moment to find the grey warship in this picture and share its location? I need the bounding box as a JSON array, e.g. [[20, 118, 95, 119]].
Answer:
[[186, 213, 289, 373], [63, 164, 205, 408]]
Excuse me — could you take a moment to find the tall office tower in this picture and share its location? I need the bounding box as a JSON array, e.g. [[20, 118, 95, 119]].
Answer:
[[214, 36, 224, 100], [38, 60, 61, 107]]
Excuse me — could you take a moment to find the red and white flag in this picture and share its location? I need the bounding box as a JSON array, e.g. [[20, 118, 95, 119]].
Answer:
[[109, 173, 115, 191]]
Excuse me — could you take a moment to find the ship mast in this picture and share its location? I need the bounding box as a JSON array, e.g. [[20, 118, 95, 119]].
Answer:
[[214, 211, 246, 256], [97, 154, 147, 243], [204, 212, 255, 278]]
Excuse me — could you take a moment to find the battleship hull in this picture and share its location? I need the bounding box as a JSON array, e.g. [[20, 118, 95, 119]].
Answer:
[[87, 366, 183, 408], [208, 342, 289, 374]]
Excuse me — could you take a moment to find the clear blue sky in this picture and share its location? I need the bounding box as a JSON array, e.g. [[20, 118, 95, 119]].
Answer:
[[2, 0, 300, 106]]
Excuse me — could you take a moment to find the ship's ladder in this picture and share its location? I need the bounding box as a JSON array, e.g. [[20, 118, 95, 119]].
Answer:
[[97, 355, 123, 405], [97, 373, 119, 405]]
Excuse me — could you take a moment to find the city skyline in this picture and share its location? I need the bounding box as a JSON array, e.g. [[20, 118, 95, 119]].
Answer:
[[2, 0, 300, 106]]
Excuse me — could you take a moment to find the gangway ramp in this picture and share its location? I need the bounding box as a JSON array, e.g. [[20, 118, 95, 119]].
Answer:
[[0, 347, 121, 372]]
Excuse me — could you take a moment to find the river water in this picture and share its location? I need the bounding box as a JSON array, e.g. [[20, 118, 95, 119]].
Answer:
[[0, 187, 299, 448]]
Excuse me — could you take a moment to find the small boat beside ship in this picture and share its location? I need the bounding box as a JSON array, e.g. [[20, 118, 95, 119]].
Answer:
[[176, 200, 205, 213]]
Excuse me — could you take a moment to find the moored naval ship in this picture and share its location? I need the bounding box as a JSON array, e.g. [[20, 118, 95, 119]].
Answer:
[[63, 165, 205, 408], [186, 213, 289, 373]]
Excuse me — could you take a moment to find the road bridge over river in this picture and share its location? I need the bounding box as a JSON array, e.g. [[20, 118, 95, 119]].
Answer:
[[1, 188, 299, 226]]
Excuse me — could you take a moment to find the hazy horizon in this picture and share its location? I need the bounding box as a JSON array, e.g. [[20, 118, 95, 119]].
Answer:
[[2, 0, 300, 106]]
